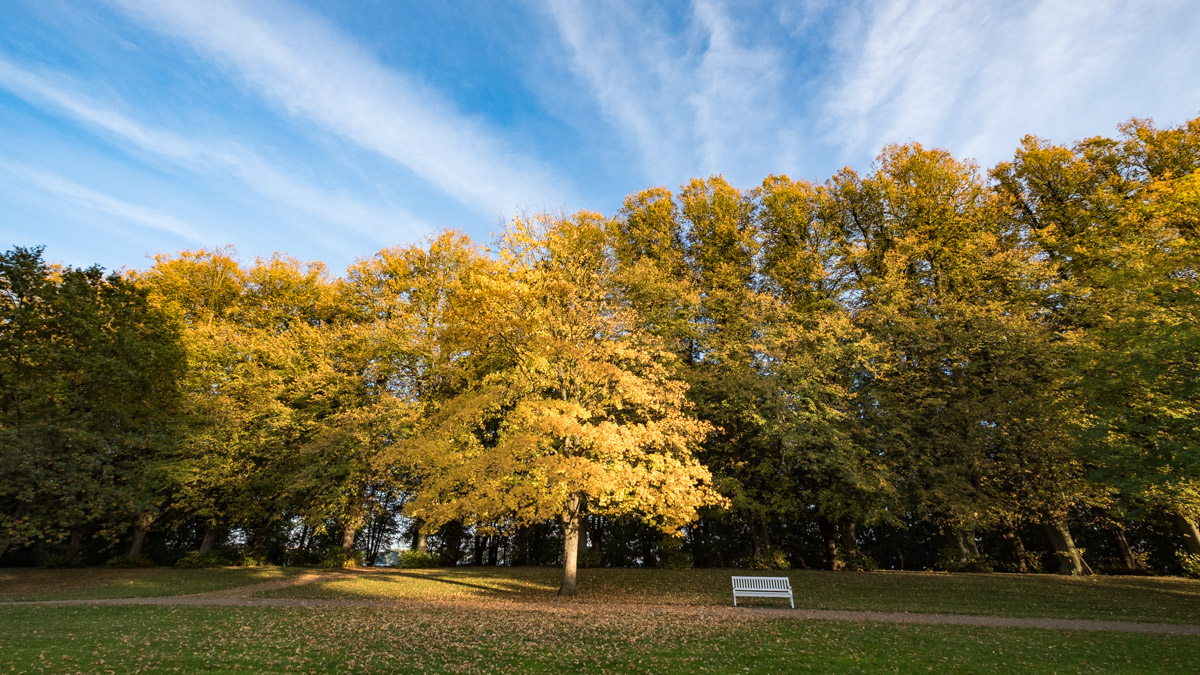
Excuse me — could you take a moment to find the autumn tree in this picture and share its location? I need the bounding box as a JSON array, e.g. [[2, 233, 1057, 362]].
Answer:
[[350, 231, 493, 554], [826, 144, 1083, 572], [993, 117, 1200, 564], [406, 213, 724, 595], [757, 175, 890, 569], [142, 250, 369, 561]]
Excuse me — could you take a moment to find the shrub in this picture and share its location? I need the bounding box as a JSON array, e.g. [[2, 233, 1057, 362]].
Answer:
[[40, 553, 87, 569], [741, 550, 791, 571], [999, 552, 1045, 574], [319, 550, 365, 569], [657, 537, 689, 569], [237, 552, 271, 567], [843, 550, 879, 572], [936, 548, 991, 573], [396, 550, 441, 569], [105, 554, 155, 568], [1179, 552, 1200, 579], [174, 551, 235, 569]]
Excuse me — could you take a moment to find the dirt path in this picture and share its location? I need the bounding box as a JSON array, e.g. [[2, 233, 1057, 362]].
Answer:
[[3, 585, 1197, 636]]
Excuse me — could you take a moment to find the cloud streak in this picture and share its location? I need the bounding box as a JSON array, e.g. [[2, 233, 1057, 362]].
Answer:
[[0, 57, 430, 250], [821, 0, 1200, 168], [0, 157, 206, 244], [544, 0, 800, 187], [107, 0, 571, 216]]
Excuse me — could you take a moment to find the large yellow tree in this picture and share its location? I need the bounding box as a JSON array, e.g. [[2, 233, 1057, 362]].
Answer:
[[405, 214, 724, 595]]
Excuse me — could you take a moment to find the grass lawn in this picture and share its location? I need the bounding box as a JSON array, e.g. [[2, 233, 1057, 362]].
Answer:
[[260, 567, 1200, 625], [2, 567, 1198, 672], [0, 566, 302, 601], [1, 603, 1199, 673]]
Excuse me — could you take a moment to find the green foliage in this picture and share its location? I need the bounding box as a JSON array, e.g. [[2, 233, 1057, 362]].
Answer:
[[0, 246, 183, 559], [395, 550, 440, 568], [1179, 553, 1200, 579]]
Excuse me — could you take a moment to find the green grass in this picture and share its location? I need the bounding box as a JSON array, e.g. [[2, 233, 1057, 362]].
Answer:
[[0, 566, 301, 601], [260, 567, 1200, 625], [0, 603, 1197, 673]]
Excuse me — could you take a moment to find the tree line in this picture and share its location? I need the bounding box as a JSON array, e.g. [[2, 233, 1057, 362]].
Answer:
[[2, 116, 1198, 594]]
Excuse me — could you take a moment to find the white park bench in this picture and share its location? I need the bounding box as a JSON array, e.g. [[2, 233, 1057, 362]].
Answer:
[[731, 575, 794, 608]]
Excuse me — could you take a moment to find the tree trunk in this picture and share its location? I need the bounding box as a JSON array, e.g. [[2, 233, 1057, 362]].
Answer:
[[1000, 526, 1030, 573], [1043, 519, 1086, 575], [514, 526, 530, 566], [487, 534, 500, 566], [128, 512, 154, 558], [839, 519, 859, 566], [473, 533, 486, 566], [299, 524, 313, 555], [1104, 525, 1139, 571], [341, 524, 357, 556], [818, 518, 843, 570], [66, 529, 84, 561], [750, 515, 771, 560], [946, 528, 971, 564], [249, 527, 270, 557], [530, 522, 545, 564], [440, 521, 464, 565], [198, 527, 218, 556], [963, 530, 981, 558], [413, 518, 428, 554], [560, 492, 583, 597], [1173, 512, 1200, 557], [366, 515, 387, 567]]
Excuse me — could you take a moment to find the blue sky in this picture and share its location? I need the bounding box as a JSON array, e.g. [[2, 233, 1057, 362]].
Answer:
[[3, 0, 1199, 275]]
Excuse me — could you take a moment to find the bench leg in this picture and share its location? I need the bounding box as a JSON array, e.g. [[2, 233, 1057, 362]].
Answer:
[[733, 595, 737, 607], [789, 594, 794, 609]]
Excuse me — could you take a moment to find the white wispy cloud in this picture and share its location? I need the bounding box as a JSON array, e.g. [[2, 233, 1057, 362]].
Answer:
[[689, 0, 790, 179], [0, 157, 206, 244], [106, 0, 571, 216], [0, 57, 430, 251], [822, 0, 1200, 168], [544, 0, 801, 187]]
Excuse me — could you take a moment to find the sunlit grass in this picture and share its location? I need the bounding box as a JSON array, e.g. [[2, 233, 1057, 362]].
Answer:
[[0, 566, 302, 602], [259, 567, 1200, 624], [2, 568, 1197, 672]]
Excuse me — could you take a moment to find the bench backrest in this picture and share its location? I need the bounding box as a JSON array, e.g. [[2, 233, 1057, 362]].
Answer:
[[731, 576, 791, 591]]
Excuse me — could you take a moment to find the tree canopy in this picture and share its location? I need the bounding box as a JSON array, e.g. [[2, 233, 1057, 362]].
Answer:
[[3, 115, 1198, 584]]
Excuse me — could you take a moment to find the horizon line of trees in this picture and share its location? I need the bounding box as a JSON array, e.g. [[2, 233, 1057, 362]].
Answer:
[[2, 115, 1198, 593]]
